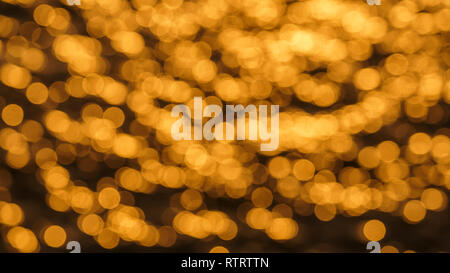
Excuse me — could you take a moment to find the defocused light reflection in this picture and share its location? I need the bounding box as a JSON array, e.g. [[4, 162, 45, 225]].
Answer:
[[0, 0, 448, 253]]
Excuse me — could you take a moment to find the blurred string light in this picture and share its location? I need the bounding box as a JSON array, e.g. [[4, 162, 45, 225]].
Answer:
[[0, 0, 448, 253]]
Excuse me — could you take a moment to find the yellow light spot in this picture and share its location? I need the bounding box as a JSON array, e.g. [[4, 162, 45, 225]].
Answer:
[[246, 208, 272, 230], [35, 148, 58, 169], [113, 134, 139, 158], [381, 245, 399, 253], [385, 54, 409, 75], [209, 246, 229, 253], [47, 194, 70, 212], [0, 64, 31, 89], [363, 220, 386, 241], [98, 187, 121, 209], [277, 176, 300, 199], [119, 168, 144, 192], [377, 141, 400, 162], [7, 226, 38, 253], [180, 189, 203, 211], [44, 225, 66, 248], [184, 144, 208, 170], [45, 110, 71, 134], [43, 166, 70, 190], [292, 159, 315, 181], [2, 104, 24, 126], [421, 188, 445, 211], [97, 228, 120, 249], [21, 120, 43, 142], [354, 68, 380, 90], [80, 214, 104, 236], [314, 204, 336, 222], [358, 146, 380, 169], [111, 31, 145, 55], [158, 226, 177, 247], [21, 48, 46, 71], [268, 156, 291, 179], [193, 60, 217, 83], [0, 203, 24, 226], [251, 187, 273, 208], [266, 218, 298, 240], [69, 187, 95, 214], [33, 4, 56, 27], [403, 200, 426, 223], [409, 133, 432, 155], [103, 107, 125, 128]]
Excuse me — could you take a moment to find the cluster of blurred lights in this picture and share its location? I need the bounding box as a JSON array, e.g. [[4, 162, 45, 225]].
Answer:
[[0, 0, 449, 253]]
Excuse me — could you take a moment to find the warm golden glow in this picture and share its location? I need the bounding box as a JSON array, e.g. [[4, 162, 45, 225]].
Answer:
[[0, 0, 448, 254]]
